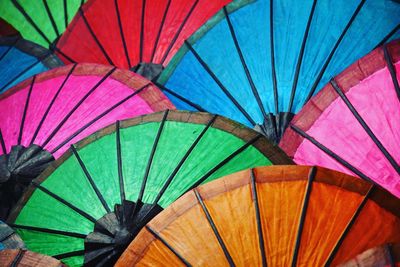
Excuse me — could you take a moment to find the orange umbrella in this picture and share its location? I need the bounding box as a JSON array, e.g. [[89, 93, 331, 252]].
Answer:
[[338, 243, 399, 267], [117, 165, 400, 266], [0, 249, 64, 266]]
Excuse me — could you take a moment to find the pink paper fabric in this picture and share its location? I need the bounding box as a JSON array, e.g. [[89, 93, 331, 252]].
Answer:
[[0, 64, 173, 158]]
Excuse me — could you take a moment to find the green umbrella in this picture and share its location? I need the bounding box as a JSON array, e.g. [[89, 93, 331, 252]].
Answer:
[[8, 110, 291, 266]]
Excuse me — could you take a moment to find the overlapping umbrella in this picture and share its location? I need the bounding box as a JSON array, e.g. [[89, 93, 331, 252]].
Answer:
[[55, 0, 232, 79], [0, 221, 24, 250], [0, 35, 62, 93], [157, 0, 400, 143], [281, 39, 400, 198], [339, 243, 399, 267], [0, 249, 64, 267], [118, 165, 400, 266], [8, 110, 290, 266], [0, 63, 173, 220]]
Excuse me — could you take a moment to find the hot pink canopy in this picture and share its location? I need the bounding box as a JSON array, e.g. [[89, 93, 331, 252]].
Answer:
[[281, 39, 400, 198]]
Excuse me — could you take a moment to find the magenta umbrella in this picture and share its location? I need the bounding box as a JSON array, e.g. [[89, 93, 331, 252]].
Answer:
[[0, 63, 174, 220], [281, 39, 400, 198]]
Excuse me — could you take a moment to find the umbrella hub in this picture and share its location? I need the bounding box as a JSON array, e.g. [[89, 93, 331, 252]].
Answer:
[[254, 112, 295, 144], [131, 62, 164, 81], [84, 200, 162, 266], [0, 144, 54, 220]]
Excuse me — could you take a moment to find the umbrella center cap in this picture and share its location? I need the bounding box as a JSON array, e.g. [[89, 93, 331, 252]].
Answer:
[[113, 226, 132, 248], [131, 62, 164, 81]]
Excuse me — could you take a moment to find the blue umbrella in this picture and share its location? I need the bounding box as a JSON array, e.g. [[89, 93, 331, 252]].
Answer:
[[158, 0, 400, 143]]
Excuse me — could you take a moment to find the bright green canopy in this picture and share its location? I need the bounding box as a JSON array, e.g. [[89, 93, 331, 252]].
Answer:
[[9, 111, 291, 266], [0, 0, 84, 47]]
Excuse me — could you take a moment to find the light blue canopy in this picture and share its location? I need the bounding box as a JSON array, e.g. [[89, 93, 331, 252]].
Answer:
[[158, 0, 400, 143]]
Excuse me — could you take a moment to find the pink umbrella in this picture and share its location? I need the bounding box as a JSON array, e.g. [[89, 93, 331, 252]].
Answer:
[[0, 63, 173, 220], [281, 39, 400, 198]]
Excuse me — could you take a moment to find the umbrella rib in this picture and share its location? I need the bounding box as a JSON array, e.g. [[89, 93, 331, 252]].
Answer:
[[188, 133, 262, 191], [137, 110, 169, 202], [114, 0, 131, 68], [17, 76, 35, 145], [269, 0, 279, 117], [194, 189, 235, 267], [79, 8, 114, 65], [43, 0, 60, 38], [250, 169, 267, 267], [183, 40, 257, 126], [150, 0, 172, 62], [387, 244, 396, 267], [0, 58, 42, 93], [31, 181, 98, 224], [71, 144, 111, 213], [305, 0, 366, 104], [223, 7, 268, 120], [290, 124, 374, 183], [152, 115, 217, 206], [50, 45, 76, 63], [156, 82, 205, 111], [330, 79, 400, 175], [0, 37, 19, 62], [287, 0, 317, 114], [139, 0, 146, 62], [10, 0, 52, 45], [30, 64, 77, 146], [291, 166, 316, 267], [324, 186, 374, 266], [41, 67, 116, 148], [375, 24, 400, 50], [63, 0, 68, 29], [53, 249, 85, 260], [145, 226, 192, 267], [383, 45, 400, 101], [0, 130, 6, 154], [11, 224, 86, 239], [160, 0, 200, 65], [116, 120, 125, 204], [10, 249, 24, 266], [50, 83, 150, 154]]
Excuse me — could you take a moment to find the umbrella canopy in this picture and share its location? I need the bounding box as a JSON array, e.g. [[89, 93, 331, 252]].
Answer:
[[280, 39, 400, 198], [8, 110, 291, 267], [55, 0, 232, 79], [0, 0, 84, 48], [117, 165, 400, 266], [157, 0, 400, 143], [0, 221, 24, 250], [0, 63, 173, 221], [339, 243, 399, 267], [0, 35, 63, 94], [0, 249, 64, 267]]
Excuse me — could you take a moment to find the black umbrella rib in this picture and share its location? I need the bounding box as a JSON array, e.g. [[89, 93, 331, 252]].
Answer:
[[30, 64, 77, 145], [32, 181, 98, 224], [0, 38, 18, 62], [71, 145, 111, 213], [10, 249, 24, 267], [145, 226, 192, 267], [137, 110, 169, 202], [139, 0, 146, 62], [194, 189, 235, 267], [224, 7, 268, 121], [0, 59, 42, 93], [156, 82, 204, 112], [43, 0, 60, 38], [189, 134, 262, 191], [291, 166, 316, 267], [51, 46, 76, 63], [11, 0, 51, 45], [53, 249, 85, 260], [11, 224, 86, 239], [41, 67, 116, 148], [51, 83, 150, 154], [290, 124, 374, 183], [17, 76, 35, 145], [184, 41, 256, 126], [288, 0, 317, 114], [305, 0, 366, 104], [269, 0, 278, 116], [79, 8, 114, 65], [0, 130, 6, 154], [331, 79, 400, 175], [375, 24, 400, 50], [250, 169, 267, 267], [63, 0, 68, 29], [384, 45, 400, 101], [324, 186, 374, 266], [116, 120, 125, 205], [152, 115, 217, 206], [160, 0, 200, 65], [150, 0, 172, 62], [114, 0, 131, 68]]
